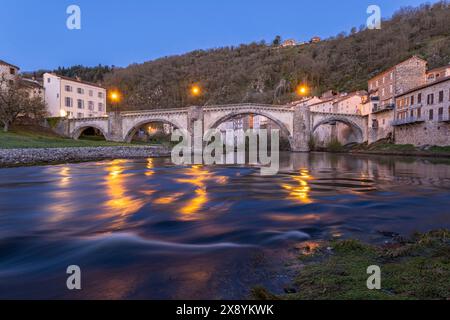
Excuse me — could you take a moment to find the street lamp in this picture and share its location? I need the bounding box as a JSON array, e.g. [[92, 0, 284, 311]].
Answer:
[[190, 84, 202, 97], [296, 84, 309, 97], [109, 90, 122, 113]]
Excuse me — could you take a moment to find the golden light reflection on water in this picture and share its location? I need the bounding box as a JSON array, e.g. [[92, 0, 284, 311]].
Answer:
[[282, 169, 314, 204], [102, 160, 146, 229], [47, 166, 73, 223], [177, 165, 210, 219], [145, 158, 155, 177]]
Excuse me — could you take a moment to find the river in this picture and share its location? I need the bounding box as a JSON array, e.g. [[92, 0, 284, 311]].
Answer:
[[0, 152, 449, 299]]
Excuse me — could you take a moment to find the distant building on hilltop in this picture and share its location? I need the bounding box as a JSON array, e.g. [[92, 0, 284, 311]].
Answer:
[[280, 39, 297, 47], [310, 36, 321, 44]]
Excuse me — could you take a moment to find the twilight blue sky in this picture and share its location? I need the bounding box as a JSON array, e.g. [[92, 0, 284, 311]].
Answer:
[[0, 0, 439, 71]]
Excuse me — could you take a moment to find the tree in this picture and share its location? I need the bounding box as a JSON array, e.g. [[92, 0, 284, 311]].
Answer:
[[0, 77, 47, 132], [272, 35, 282, 46]]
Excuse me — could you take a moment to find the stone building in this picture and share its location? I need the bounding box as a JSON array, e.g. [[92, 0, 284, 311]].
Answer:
[[0, 59, 20, 88], [426, 65, 450, 83], [20, 78, 45, 99], [394, 76, 450, 146], [280, 39, 297, 47], [368, 56, 427, 108]]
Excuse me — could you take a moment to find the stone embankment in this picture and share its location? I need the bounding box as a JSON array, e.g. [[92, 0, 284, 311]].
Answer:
[[0, 146, 171, 167]]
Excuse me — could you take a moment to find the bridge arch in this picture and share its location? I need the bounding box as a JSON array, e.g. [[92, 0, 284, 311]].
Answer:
[[72, 125, 108, 140], [207, 110, 294, 150], [124, 118, 183, 143], [312, 115, 364, 143]]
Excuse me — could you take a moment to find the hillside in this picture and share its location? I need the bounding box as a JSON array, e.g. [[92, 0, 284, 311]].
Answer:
[[47, 2, 450, 110]]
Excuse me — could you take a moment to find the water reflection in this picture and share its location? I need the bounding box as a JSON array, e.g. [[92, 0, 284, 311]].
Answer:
[[0, 153, 450, 299], [282, 169, 313, 204], [103, 160, 146, 230]]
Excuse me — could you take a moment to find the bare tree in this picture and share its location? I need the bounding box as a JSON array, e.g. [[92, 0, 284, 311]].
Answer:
[[0, 76, 47, 132]]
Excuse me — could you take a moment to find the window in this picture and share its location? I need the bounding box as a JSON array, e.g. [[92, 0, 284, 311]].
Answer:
[[89, 90, 93, 97], [8, 80, 14, 86], [98, 103, 104, 112], [9, 68, 16, 75], [410, 110, 414, 117], [77, 113, 83, 118], [418, 108, 422, 118], [77, 88, 84, 95], [98, 92, 104, 98], [429, 109, 434, 121], [439, 91, 444, 103], [65, 85, 72, 92], [438, 107, 443, 121], [77, 99, 84, 109], [65, 97, 73, 107], [47, 78, 51, 83], [418, 93, 422, 104], [88, 101, 94, 111], [410, 95, 414, 105], [427, 94, 434, 105]]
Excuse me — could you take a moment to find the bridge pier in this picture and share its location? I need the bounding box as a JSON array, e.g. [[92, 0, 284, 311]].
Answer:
[[108, 112, 124, 142], [292, 106, 311, 152]]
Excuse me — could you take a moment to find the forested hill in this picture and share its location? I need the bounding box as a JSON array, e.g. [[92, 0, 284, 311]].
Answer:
[[40, 1, 450, 110]]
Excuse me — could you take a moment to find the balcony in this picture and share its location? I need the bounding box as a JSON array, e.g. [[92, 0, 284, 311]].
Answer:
[[391, 116, 425, 126], [372, 104, 395, 114]]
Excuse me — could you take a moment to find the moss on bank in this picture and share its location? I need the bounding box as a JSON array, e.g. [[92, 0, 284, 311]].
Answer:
[[252, 230, 450, 300]]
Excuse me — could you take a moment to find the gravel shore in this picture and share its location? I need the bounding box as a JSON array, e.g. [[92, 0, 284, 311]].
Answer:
[[0, 146, 171, 167]]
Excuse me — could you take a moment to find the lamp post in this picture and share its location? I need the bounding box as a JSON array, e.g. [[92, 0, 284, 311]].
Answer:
[[109, 90, 122, 114]]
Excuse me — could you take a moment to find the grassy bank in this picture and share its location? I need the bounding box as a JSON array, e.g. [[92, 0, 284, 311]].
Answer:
[[252, 230, 450, 300], [0, 126, 167, 149]]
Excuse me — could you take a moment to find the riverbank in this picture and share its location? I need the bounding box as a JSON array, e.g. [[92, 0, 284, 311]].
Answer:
[[252, 229, 450, 300], [0, 146, 171, 167], [316, 140, 450, 158]]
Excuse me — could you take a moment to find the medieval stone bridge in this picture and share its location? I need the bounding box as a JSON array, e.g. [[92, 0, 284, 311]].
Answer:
[[59, 103, 368, 152]]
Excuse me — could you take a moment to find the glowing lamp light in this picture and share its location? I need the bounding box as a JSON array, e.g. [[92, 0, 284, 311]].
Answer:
[[297, 85, 309, 96], [109, 90, 122, 103], [191, 85, 201, 97], [60, 109, 67, 117]]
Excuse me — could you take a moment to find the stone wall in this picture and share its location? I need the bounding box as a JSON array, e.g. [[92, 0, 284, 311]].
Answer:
[[395, 57, 427, 95], [395, 122, 450, 146]]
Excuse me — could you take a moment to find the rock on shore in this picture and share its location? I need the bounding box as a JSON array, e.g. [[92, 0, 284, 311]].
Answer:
[[0, 146, 171, 167]]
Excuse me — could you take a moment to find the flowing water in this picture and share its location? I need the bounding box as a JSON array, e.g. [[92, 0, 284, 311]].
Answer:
[[0, 152, 450, 299]]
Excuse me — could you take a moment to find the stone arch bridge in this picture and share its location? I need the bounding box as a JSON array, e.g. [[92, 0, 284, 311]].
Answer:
[[59, 104, 368, 152]]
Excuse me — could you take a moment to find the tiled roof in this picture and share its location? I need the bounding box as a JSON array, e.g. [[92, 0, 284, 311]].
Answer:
[[45, 73, 106, 89], [0, 59, 20, 70]]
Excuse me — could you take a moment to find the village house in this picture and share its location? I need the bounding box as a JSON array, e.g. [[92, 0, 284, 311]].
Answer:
[[368, 56, 427, 109], [426, 64, 450, 83], [44, 73, 107, 119], [280, 39, 297, 47], [0, 59, 20, 88], [393, 75, 450, 146]]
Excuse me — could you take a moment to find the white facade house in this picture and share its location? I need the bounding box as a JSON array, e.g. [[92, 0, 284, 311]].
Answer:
[[43, 73, 107, 118]]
